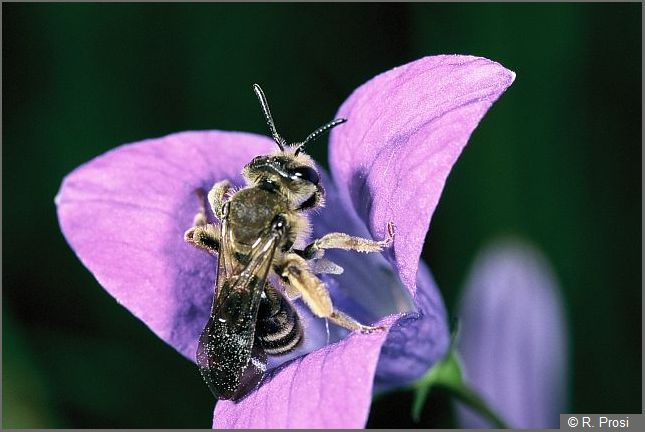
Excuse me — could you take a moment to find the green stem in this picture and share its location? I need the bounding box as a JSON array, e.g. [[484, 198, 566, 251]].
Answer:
[[445, 382, 509, 429], [411, 350, 509, 428]]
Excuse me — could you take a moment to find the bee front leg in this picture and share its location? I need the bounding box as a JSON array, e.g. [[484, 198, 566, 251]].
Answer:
[[296, 184, 325, 211], [184, 188, 221, 255], [189, 188, 210, 227], [278, 254, 384, 333], [207, 180, 232, 220], [302, 222, 395, 259], [184, 223, 220, 255]]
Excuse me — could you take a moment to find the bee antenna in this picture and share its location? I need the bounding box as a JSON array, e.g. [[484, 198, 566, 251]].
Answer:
[[253, 84, 286, 151], [295, 118, 347, 155]]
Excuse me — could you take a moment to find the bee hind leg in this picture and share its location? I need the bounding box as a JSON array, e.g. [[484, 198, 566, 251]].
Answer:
[[278, 253, 384, 334], [302, 221, 395, 259], [328, 309, 385, 334]]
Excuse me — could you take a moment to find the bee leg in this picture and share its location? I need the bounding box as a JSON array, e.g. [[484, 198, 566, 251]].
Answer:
[[302, 222, 395, 259], [190, 188, 209, 227], [274, 276, 302, 300], [328, 309, 386, 334], [184, 223, 220, 255], [207, 180, 232, 220], [184, 188, 221, 255], [296, 184, 325, 211], [279, 254, 384, 333]]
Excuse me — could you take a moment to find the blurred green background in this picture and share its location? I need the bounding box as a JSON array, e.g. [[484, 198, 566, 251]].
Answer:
[[3, 3, 641, 428]]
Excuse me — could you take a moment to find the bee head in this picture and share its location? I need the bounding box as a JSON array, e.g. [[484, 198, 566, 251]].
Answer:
[[246, 84, 346, 204], [242, 147, 321, 204]]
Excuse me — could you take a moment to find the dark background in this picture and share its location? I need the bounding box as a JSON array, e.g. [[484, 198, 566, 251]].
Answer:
[[3, 3, 641, 428]]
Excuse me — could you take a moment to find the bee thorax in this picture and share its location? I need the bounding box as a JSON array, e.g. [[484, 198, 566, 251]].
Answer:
[[228, 188, 289, 245]]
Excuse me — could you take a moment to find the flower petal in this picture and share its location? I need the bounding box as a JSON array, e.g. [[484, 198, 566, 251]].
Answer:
[[329, 55, 515, 292], [56, 131, 275, 360], [213, 322, 393, 429], [456, 239, 568, 428], [310, 170, 415, 323], [316, 145, 451, 392], [374, 260, 450, 393]]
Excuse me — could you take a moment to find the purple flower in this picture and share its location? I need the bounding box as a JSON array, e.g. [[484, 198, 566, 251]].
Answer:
[[55, 55, 514, 428], [457, 239, 569, 428]]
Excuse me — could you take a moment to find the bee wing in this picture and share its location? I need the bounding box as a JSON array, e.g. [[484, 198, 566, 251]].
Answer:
[[215, 210, 236, 295], [231, 344, 268, 400], [197, 225, 282, 400]]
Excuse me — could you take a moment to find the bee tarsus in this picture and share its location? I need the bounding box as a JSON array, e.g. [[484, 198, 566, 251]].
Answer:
[[302, 221, 395, 259]]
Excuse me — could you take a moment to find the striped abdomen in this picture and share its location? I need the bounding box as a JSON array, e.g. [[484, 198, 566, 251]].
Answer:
[[256, 285, 303, 356]]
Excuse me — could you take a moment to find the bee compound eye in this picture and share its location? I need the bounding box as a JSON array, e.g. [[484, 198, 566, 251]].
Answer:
[[291, 166, 320, 185]]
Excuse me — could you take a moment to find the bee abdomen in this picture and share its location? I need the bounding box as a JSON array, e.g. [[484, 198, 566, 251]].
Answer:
[[256, 288, 303, 356]]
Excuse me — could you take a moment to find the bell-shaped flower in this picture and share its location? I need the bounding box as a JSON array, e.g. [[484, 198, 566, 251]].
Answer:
[[457, 239, 569, 428], [56, 55, 514, 428]]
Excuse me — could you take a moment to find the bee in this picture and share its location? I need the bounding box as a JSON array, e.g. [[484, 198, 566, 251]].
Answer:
[[184, 84, 395, 400]]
